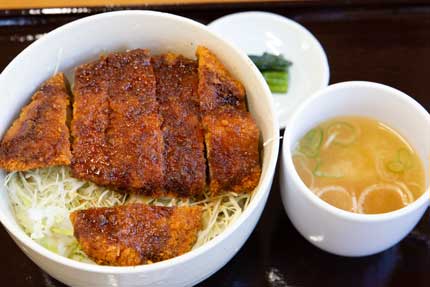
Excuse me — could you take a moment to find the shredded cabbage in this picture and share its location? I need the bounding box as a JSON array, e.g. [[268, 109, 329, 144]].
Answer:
[[5, 166, 253, 263]]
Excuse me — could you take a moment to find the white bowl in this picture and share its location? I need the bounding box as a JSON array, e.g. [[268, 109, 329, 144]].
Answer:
[[208, 11, 330, 129], [281, 81, 430, 257], [0, 11, 279, 286]]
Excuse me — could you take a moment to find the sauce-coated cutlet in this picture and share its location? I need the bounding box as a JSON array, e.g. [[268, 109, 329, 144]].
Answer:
[[0, 73, 71, 171], [204, 109, 261, 194], [196, 46, 261, 194], [71, 49, 164, 193], [152, 53, 206, 196], [70, 204, 202, 266], [196, 46, 246, 112]]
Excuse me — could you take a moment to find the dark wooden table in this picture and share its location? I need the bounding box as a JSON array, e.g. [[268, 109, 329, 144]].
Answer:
[[1, 1, 430, 286]]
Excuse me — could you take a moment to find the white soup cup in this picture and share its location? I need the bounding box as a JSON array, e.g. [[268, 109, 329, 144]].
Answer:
[[281, 81, 430, 256]]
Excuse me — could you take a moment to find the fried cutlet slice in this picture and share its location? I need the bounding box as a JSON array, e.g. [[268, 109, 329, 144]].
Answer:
[[71, 49, 164, 192], [70, 204, 202, 266], [152, 53, 206, 196], [196, 46, 246, 112], [105, 50, 164, 192], [204, 109, 261, 194], [196, 46, 261, 194], [0, 73, 71, 171], [71, 58, 111, 186]]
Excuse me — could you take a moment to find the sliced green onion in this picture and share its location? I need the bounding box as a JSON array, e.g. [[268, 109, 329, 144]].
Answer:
[[386, 148, 412, 173], [386, 161, 404, 173], [386, 148, 414, 174], [326, 121, 357, 145], [313, 160, 345, 178], [299, 127, 323, 158], [398, 148, 413, 169], [262, 71, 288, 93]]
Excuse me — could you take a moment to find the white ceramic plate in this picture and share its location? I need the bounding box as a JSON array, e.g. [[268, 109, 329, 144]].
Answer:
[[208, 11, 330, 129]]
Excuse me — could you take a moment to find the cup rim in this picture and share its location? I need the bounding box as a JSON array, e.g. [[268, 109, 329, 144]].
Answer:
[[283, 81, 430, 222], [0, 10, 280, 274]]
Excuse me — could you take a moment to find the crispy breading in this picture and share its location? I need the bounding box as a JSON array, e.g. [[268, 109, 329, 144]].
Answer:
[[196, 46, 246, 112], [203, 109, 261, 194], [70, 204, 202, 266], [71, 49, 164, 192], [152, 53, 206, 196], [197, 46, 261, 194], [0, 73, 71, 171], [70, 58, 111, 186]]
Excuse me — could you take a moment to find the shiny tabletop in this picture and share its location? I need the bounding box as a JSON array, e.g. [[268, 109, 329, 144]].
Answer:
[[0, 1, 429, 286]]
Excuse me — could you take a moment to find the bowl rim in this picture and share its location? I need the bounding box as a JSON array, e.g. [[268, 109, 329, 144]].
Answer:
[[0, 10, 280, 273], [208, 10, 331, 129], [282, 81, 430, 222]]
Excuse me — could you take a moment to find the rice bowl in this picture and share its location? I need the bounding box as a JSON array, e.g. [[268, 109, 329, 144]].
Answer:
[[0, 10, 279, 287]]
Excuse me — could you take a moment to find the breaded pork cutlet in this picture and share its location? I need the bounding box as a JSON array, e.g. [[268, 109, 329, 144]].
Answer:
[[197, 46, 261, 194], [71, 57, 110, 186], [196, 46, 246, 112], [71, 49, 164, 192], [204, 110, 261, 194], [70, 204, 202, 266], [152, 54, 206, 196], [0, 73, 71, 171]]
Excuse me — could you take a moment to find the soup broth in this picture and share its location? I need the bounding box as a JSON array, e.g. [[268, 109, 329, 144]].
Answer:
[[293, 116, 426, 214]]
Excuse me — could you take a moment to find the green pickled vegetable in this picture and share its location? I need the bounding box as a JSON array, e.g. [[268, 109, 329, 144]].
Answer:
[[262, 71, 288, 93], [249, 52, 292, 71], [249, 52, 292, 93]]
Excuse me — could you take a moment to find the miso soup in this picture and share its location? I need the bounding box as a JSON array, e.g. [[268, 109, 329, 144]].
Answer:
[[293, 116, 426, 214]]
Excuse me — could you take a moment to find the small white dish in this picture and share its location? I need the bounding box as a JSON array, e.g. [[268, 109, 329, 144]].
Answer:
[[281, 81, 430, 257], [208, 11, 330, 129]]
